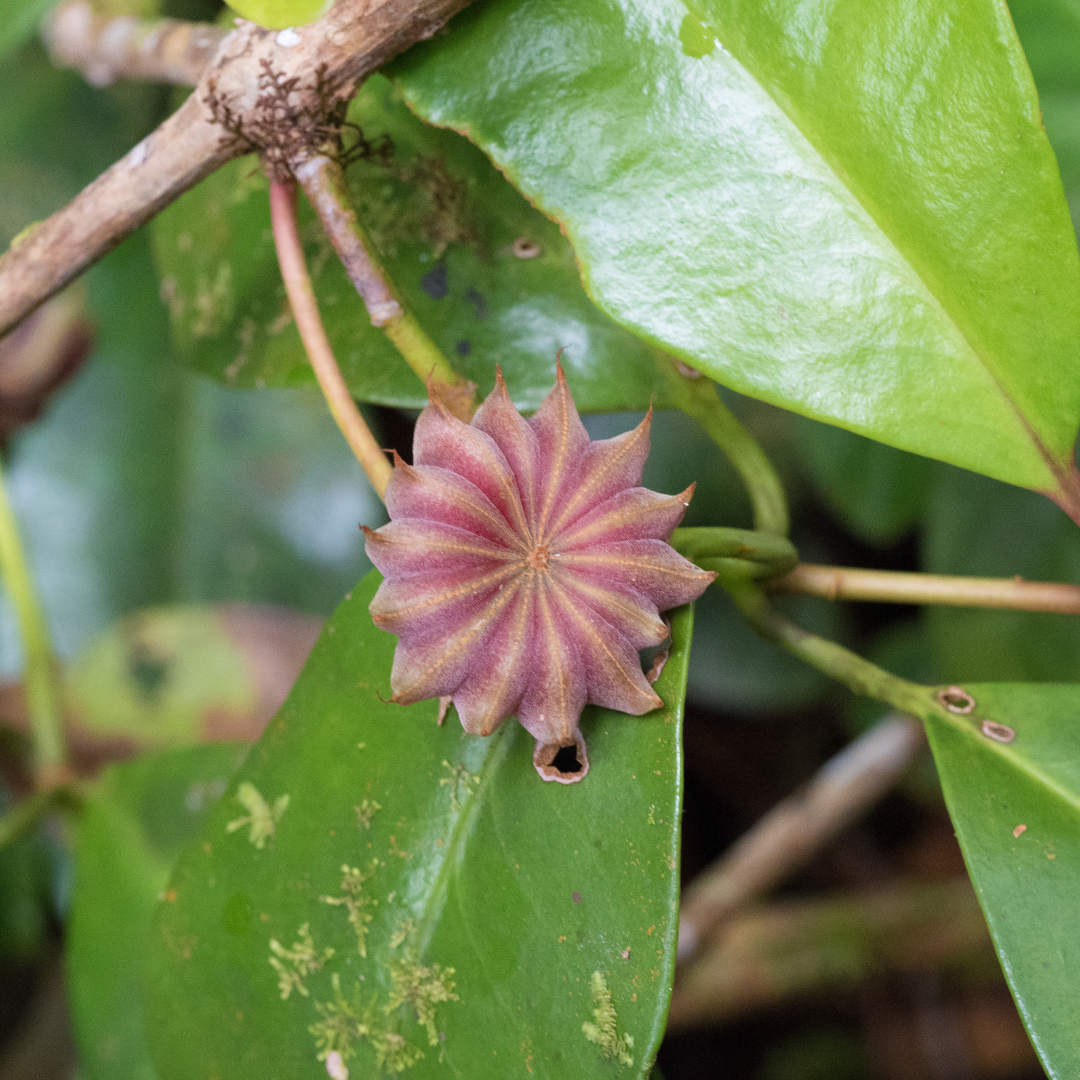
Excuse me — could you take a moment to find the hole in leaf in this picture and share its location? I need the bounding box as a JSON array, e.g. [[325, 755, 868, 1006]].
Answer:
[[981, 719, 1016, 744], [937, 685, 975, 714]]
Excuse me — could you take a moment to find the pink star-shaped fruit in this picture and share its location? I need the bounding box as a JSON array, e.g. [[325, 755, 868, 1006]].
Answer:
[[364, 367, 715, 782]]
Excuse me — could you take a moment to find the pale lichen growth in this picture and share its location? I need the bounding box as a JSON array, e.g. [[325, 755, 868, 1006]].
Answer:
[[355, 799, 382, 830], [439, 760, 479, 813], [386, 955, 459, 1047], [226, 782, 289, 849], [582, 971, 635, 1067], [321, 861, 379, 958], [311, 973, 425, 1074], [269, 923, 334, 1000]]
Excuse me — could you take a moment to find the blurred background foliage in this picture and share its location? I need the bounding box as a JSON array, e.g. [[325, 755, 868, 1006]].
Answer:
[[0, 0, 1078, 1077]]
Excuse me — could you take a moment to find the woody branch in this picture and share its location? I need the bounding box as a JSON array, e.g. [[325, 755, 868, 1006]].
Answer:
[[0, 0, 476, 340]]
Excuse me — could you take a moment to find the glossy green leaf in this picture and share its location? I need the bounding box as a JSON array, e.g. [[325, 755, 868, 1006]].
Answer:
[[144, 569, 691, 1079], [794, 418, 931, 547], [925, 683, 1080, 1078], [152, 74, 672, 414], [221, 0, 330, 32], [392, 0, 1080, 497], [67, 744, 247, 1080], [921, 465, 1080, 683]]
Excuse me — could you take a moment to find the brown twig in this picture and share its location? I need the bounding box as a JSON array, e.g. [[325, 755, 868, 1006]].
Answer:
[[269, 181, 392, 498], [773, 562, 1080, 614], [668, 878, 992, 1031], [45, 0, 228, 86], [678, 714, 925, 962], [292, 151, 476, 419], [0, 0, 476, 340]]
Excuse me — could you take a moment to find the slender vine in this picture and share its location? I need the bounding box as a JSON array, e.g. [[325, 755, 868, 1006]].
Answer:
[[0, 458, 69, 788], [659, 354, 790, 537], [268, 179, 393, 500], [293, 151, 476, 421]]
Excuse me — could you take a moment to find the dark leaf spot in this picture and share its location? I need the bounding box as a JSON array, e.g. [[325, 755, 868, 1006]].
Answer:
[[465, 287, 488, 319], [129, 643, 170, 702], [572, 891, 582, 904], [421, 264, 448, 300], [455, 340, 471, 357]]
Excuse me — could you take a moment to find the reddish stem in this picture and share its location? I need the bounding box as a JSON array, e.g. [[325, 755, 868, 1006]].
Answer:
[[268, 180, 391, 500]]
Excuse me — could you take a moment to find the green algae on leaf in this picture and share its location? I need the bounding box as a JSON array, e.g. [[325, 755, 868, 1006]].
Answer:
[[226, 781, 289, 849]]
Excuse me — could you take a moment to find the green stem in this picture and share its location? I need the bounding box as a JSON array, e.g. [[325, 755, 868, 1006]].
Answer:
[[0, 459, 68, 786], [292, 152, 476, 421], [658, 355, 789, 536], [672, 526, 798, 581], [0, 784, 82, 851], [722, 577, 944, 723]]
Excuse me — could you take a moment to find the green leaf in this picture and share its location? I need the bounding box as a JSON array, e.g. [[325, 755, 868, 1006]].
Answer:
[[152, 74, 672, 414], [925, 683, 1080, 1079], [220, 0, 330, 31], [144, 569, 691, 1079], [0, 0, 53, 62], [67, 743, 247, 1080], [392, 0, 1080, 498], [793, 418, 931, 547], [921, 464, 1080, 683]]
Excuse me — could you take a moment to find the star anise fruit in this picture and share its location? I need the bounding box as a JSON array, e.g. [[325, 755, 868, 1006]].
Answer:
[[364, 366, 715, 783]]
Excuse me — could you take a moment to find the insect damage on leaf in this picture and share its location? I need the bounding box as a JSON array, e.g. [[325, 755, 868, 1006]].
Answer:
[[364, 363, 714, 783], [582, 971, 634, 1067], [321, 862, 380, 958], [226, 781, 289, 848], [269, 923, 334, 1000]]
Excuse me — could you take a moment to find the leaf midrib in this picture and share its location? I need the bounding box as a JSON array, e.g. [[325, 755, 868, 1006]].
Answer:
[[933, 708, 1080, 816], [412, 724, 512, 958]]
